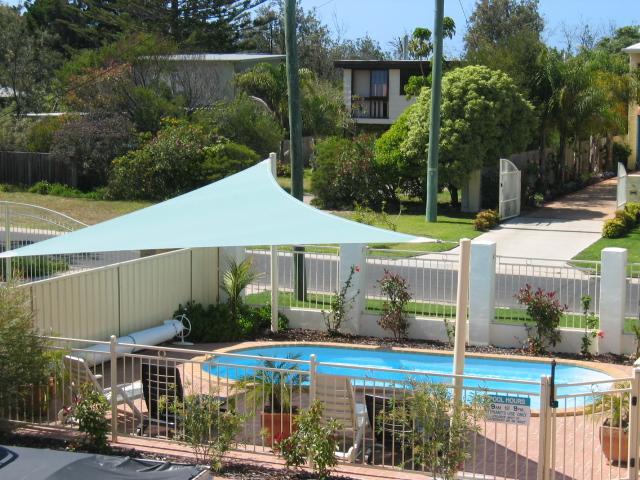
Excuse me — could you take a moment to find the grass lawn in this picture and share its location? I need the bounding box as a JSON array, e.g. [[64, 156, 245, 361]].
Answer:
[[0, 191, 149, 225], [336, 209, 481, 254], [276, 168, 313, 194], [573, 224, 640, 264], [0, 182, 478, 255]]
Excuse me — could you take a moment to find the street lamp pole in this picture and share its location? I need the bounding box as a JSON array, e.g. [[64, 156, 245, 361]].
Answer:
[[426, 0, 445, 222], [284, 0, 306, 300]]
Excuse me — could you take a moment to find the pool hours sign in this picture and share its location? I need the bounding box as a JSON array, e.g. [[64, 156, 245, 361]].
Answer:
[[487, 395, 531, 425]]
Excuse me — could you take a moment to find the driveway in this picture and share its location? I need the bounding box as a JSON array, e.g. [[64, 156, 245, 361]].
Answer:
[[470, 178, 617, 260]]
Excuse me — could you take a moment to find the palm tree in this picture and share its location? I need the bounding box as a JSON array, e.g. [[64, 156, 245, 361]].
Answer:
[[234, 62, 314, 130], [221, 257, 262, 321]]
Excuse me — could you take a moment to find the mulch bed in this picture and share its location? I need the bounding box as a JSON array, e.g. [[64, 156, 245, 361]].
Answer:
[[0, 431, 357, 480], [259, 328, 633, 366]]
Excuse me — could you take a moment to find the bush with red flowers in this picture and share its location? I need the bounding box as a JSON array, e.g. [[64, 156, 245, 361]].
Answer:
[[515, 284, 567, 354]]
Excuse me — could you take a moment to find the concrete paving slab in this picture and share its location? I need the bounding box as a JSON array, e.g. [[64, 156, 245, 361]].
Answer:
[[460, 179, 618, 260]]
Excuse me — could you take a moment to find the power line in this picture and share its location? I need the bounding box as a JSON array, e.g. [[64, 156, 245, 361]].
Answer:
[[315, 0, 337, 9], [458, 0, 469, 26]]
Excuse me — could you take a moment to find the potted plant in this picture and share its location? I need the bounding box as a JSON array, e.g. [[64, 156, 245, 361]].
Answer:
[[236, 355, 302, 446], [590, 383, 630, 464]]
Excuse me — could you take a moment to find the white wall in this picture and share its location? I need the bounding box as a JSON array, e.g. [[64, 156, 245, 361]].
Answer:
[[388, 69, 416, 122], [282, 307, 606, 354]]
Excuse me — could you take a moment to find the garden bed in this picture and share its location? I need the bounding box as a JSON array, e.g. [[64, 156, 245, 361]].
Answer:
[[260, 328, 632, 366], [0, 430, 357, 480]]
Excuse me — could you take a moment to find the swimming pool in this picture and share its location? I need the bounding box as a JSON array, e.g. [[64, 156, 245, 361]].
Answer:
[[202, 344, 615, 409]]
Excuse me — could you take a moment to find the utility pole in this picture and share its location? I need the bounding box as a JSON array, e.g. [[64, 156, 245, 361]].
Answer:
[[426, 0, 444, 222], [284, 0, 306, 300]]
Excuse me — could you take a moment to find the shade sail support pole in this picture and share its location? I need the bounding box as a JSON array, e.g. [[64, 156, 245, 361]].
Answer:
[[452, 238, 471, 404], [270, 245, 279, 333]]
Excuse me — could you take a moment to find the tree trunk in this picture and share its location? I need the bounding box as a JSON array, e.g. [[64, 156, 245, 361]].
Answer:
[[449, 185, 459, 209], [539, 125, 547, 190]]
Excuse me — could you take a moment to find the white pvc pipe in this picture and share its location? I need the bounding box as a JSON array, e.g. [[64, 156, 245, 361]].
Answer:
[[79, 319, 184, 366]]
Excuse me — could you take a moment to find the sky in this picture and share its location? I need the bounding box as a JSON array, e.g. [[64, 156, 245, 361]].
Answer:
[[4, 0, 640, 55], [299, 0, 640, 56]]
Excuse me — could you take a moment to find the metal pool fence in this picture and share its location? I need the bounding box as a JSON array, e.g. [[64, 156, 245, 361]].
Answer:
[[5, 337, 639, 480], [245, 246, 340, 310], [0, 201, 139, 283], [365, 249, 459, 320], [494, 256, 602, 328], [628, 263, 640, 323]]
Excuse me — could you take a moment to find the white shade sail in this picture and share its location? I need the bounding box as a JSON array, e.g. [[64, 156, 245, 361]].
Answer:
[[1, 160, 433, 258]]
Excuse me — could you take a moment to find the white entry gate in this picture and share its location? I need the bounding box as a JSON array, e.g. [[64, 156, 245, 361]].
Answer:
[[617, 162, 628, 208], [499, 158, 521, 220]]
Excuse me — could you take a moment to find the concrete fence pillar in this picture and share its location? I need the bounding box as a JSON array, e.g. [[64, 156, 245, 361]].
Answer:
[[269, 152, 277, 176], [469, 240, 496, 346], [339, 244, 366, 334], [599, 247, 627, 355]]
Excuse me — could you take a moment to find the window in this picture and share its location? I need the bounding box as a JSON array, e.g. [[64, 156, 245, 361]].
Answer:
[[350, 69, 389, 119]]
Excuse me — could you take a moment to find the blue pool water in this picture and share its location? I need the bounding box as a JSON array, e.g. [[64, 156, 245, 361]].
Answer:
[[202, 345, 614, 409]]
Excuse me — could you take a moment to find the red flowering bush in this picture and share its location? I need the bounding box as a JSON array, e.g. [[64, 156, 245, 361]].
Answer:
[[515, 284, 566, 354]]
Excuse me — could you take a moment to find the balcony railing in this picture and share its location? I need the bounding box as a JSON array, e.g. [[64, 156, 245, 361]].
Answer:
[[351, 96, 388, 119]]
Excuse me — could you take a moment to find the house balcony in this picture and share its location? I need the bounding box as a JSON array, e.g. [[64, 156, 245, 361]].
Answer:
[[351, 96, 388, 120]]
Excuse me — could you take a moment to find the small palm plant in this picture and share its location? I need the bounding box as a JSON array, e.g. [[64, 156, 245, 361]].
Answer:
[[221, 257, 262, 321], [236, 354, 303, 446], [236, 355, 303, 413]]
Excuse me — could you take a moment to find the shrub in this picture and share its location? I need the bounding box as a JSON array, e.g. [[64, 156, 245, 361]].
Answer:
[[202, 141, 260, 183], [74, 383, 110, 453], [377, 269, 412, 340], [27, 181, 106, 199], [174, 301, 288, 343], [374, 109, 420, 198], [614, 209, 635, 230], [580, 295, 600, 358], [474, 209, 499, 231], [0, 111, 31, 151], [612, 141, 632, 168], [322, 265, 358, 335], [25, 116, 65, 152], [127, 86, 184, 134], [352, 202, 398, 231], [108, 119, 217, 200], [50, 113, 137, 190], [238, 304, 288, 336], [311, 134, 389, 210], [168, 394, 245, 472], [276, 161, 291, 177], [0, 285, 50, 424], [625, 202, 640, 222], [277, 401, 340, 480], [602, 218, 627, 239], [193, 95, 283, 157], [384, 381, 489, 480], [515, 284, 566, 354]]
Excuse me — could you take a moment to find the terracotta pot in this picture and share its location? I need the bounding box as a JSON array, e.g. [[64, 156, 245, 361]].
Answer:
[[261, 412, 297, 446], [600, 424, 629, 464]]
